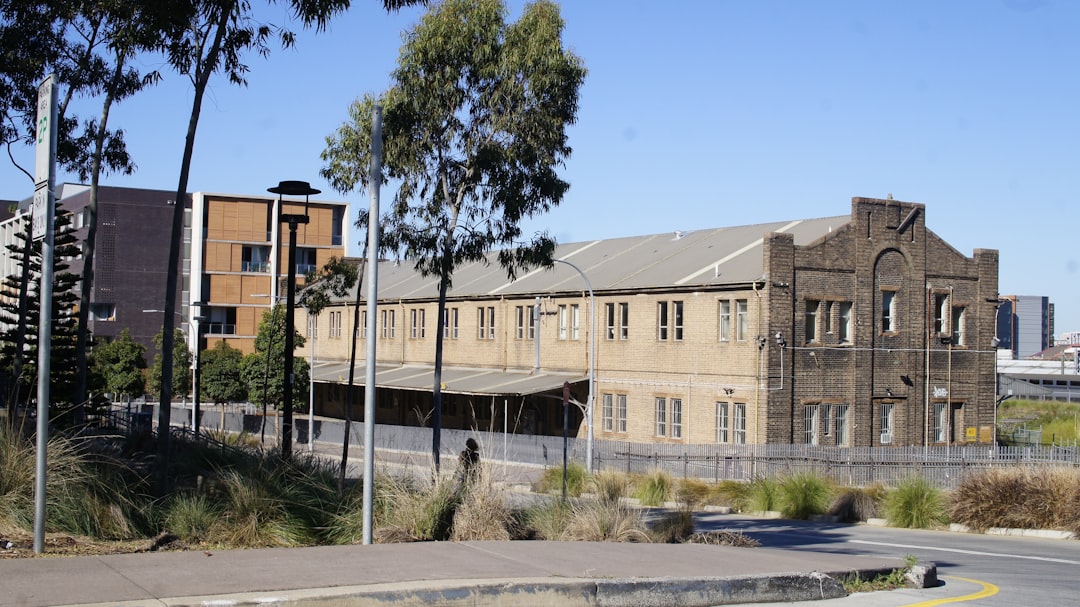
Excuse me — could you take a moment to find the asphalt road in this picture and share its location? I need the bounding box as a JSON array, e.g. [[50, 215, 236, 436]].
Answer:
[[696, 512, 1080, 606]]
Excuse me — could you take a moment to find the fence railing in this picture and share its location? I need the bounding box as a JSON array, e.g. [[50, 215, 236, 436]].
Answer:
[[109, 403, 1080, 490]]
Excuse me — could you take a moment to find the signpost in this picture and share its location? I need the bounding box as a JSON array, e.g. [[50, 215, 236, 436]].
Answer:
[[33, 75, 58, 554]]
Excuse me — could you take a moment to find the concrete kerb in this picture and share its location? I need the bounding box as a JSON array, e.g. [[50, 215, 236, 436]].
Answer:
[[72, 573, 856, 607]]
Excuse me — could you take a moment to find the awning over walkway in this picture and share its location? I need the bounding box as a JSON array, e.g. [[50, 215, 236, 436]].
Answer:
[[311, 361, 587, 397]]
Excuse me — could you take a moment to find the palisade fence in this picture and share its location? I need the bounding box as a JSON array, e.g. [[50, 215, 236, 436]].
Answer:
[[120, 403, 1080, 491]]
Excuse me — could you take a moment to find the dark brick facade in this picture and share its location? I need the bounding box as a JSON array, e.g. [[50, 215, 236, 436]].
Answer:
[[763, 197, 998, 447]]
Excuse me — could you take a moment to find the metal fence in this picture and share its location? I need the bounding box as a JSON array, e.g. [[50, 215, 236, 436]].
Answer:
[[118, 403, 1080, 490]]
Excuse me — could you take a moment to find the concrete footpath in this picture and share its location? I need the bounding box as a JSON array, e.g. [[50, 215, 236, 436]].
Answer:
[[0, 540, 928, 607]]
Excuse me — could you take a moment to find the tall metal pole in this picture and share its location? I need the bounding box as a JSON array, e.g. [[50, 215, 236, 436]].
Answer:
[[362, 105, 383, 545], [33, 74, 57, 554], [308, 312, 315, 452], [268, 181, 318, 461], [553, 259, 596, 472]]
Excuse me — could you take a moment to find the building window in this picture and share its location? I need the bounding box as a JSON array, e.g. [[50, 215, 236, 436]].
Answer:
[[804, 404, 820, 445], [716, 402, 729, 443], [616, 394, 627, 433], [674, 301, 683, 341], [296, 248, 317, 275], [329, 311, 337, 338], [381, 309, 395, 339], [736, 299, 748, 341], [444, 307, 459, 339], [671, 398, 683, 438], [240, 245, 271, 273], [838, 302, 852, 343], [619, 302, 629, 340], [515, 306, 527, 339], [571, 304, 580, 340], [880, 403, 894, 444], [805, 299, 820, 343], [90, 303, 116, 321], [309, 315, 318, 338], [655, 397, 667, 437], [834, 404, 849, 446], [558, 304, 568, 340], [410, 308, 425, 339], [476, 306, 494, 340], [933, 403, 947, 443], [881, 290, 897, 333], [718, 300, 731, 341], [733, 403, 746, 444], [824, 301, 833, 335], [952, 306, 965, 346], [656, 300, 665, 341], [361, 310, 367, 338], [602, 394, 613, 432], [605, 303, 615, 340], [934, 293, 948, 335]]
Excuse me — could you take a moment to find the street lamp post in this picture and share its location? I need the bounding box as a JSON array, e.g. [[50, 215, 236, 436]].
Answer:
[[268, 180, 319, 461], [307, 308, 316, 452], [191, 302, 208, 436], [552, 258, 595, 473]]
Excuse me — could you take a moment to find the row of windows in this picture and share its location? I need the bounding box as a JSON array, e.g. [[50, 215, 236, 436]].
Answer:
[[601, 394, 748, 444], [804, 403, 851, 446], [329, 294, 967, 346]]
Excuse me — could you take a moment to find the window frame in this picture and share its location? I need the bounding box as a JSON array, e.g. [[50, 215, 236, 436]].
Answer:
[[655, 397, 667, 437], [733, 403, 747, 444], [805, 299, 819, 343], [671, 398, 683, 438], [881, 289, 898, 333], [718, 300, 731, 342], [716, 401, 730, 443]]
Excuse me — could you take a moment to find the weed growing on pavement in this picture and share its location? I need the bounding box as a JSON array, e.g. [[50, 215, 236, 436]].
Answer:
[[842, 554, 918, 593]]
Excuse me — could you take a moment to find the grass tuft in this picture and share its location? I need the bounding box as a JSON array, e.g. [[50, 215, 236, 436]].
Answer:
[[884, 476, 949, 529]]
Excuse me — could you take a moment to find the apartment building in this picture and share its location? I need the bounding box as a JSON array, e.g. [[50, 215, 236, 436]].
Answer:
[[189, 191, 348, 356], [301, 196, 998, 447]]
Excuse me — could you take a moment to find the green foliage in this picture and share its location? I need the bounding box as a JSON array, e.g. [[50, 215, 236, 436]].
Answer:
[[843, 555, 919, 593], [998, 399, 1080, 445], [0, 426, 153, 539], [590, 469, 630, 505], [535, 462, 588, 497], [299, 256, 359, 316], [147, 328, 193, 399], [632, 470, 674, 507], [777, 471, 832, 520], [199, 340, 247, 404], [90, 329, 147, 399], [884, 476, 949, 529], [240, 306, 308, 409], [747, 476, 780, 513]]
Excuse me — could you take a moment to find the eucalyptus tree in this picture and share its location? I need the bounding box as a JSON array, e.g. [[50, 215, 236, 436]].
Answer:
[[153, 0, 422, 477], [1, 1, 166, 422], [321, 0, 585, 470]]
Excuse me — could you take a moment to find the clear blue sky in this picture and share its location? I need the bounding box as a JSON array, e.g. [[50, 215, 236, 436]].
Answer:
[[2, 0, 1077, 334]]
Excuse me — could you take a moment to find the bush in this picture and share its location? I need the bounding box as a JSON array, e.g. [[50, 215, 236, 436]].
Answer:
[[632, 470, 673, 506], [884, 476, 949, 529], [828, 484, 885, 523], [747, 476, 780, 513], [650, 507, 694, 543], [590, 469, 630, 505], [777, 471, 832, 520], [534, 462, 589, 497], [713, 480, 752, 512], [951, 467, 1080, 532]]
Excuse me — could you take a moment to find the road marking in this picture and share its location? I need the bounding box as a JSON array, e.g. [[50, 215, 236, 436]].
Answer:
[[849, 539, 1080, 565], [901, 576, 998, 606]]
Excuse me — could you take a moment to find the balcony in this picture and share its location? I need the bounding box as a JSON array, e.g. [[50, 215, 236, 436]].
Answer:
[[242, 261, 270, 273]]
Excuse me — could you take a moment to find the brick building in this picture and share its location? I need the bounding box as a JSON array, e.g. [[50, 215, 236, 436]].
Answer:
[[304, 196, 998, 447]]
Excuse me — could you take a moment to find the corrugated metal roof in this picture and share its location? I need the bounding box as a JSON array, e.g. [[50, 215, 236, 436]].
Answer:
[[312, 361, 586, 396], [347, 215, 849, 303]]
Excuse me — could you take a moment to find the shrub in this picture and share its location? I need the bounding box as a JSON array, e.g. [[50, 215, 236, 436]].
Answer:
[[650, 506, 694, 543], [372, 474, 460, 542], [675, 478, 711, 508], [564, 498, 651, 542], [713, 479, 752, 512], [951, 467, 1080, 531], [163, 493, 220, 543], [747, 476, 780, 513], [535, 462, 589, 497], [525, 500, 573, 540], [884, 476, 949, 529], [590, 469, 630, 505], [777, 471, 832, 520], [828, 484, 885, 523], [452, 470, 514, 541], [632, 470, 673, 507]]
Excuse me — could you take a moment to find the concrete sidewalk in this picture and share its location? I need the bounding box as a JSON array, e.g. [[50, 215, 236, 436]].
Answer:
[[0, 540, 925, 607]]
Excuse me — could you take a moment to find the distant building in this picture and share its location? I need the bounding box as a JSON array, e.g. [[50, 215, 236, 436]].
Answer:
[[996, 295, 1053, 358], [1058, 331, 1080, 346], [307, 196, 1000, 447], [0, 184, 348, 363]]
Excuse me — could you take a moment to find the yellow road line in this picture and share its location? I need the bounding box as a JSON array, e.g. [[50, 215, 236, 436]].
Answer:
[[903, 576, 999, 606]]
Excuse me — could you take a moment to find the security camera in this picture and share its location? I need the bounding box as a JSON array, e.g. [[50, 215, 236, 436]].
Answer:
[[775, 332, 786, 347]]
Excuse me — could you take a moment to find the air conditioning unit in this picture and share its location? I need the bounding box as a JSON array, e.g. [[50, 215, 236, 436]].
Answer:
[[880, 432, 893, 445]]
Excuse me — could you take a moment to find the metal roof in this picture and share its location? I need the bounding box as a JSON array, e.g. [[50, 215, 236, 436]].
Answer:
[[347, 215, 850, 303], [312, 361, 586, 396]]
